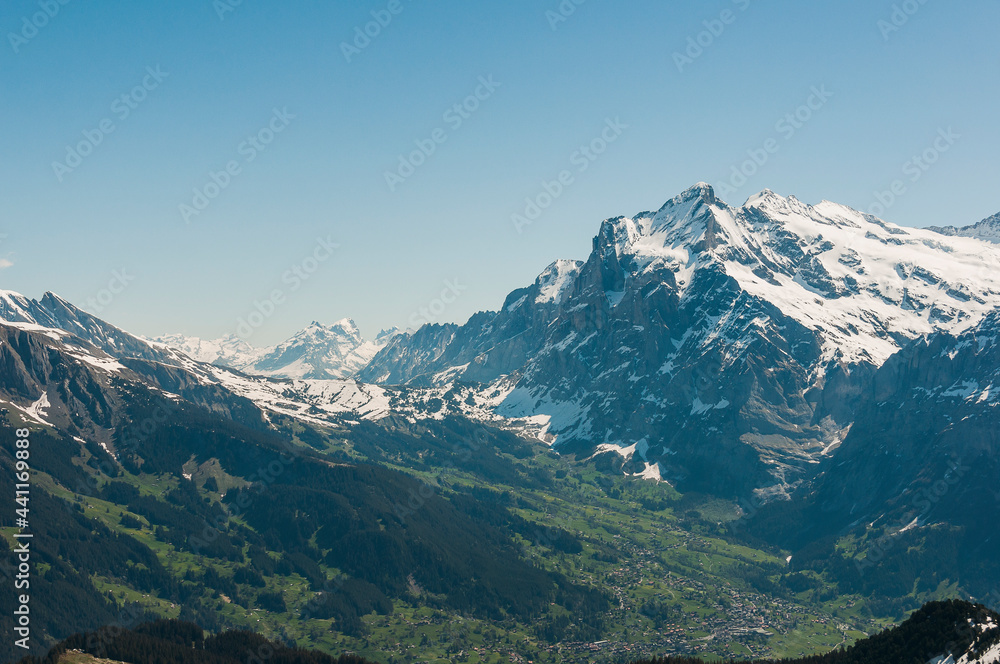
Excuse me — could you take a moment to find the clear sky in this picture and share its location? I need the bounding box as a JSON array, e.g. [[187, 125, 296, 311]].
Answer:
[[2, 0, 998, 344]]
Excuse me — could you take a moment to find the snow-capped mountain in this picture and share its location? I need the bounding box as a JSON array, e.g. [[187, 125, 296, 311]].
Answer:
[[0, 289, 48, 324], [152, 320, 399, 380], [0, 292, 581, 654], [929, 210, 1000, 243], [4, 184, 1000, 612], [8, 184, 999, 498], [4, 289, 355, 432], [250, 319, 381, 379], [0, 290, 485, 439], [149, 332, 265, 368], [5, 187, 1000, 655], [362, 184, 1000, 495]]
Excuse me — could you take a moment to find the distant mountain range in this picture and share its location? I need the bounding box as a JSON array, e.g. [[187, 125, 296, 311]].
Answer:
[[928, 210, 1000, 243], [149, 320, 400, 380], [0, 288, 603, 657], [2, 185, 999, 658]]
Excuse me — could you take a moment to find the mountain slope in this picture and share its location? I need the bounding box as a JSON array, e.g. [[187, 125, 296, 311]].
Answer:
[[0, 290, 531, 446], [23, 600, 1000, 664], [809, 309, 1000, 534], [361, 184, 1000, 495], [21, 600, 1000, 664], [3, 284, 998, 662], [22, 619, 376, 664], [0, 317, 607, 659], [735, 309, 1000, 604]]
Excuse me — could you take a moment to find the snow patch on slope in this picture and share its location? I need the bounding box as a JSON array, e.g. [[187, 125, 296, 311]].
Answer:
[[535, 260, 584, 305], [26, 392, 51, 424]]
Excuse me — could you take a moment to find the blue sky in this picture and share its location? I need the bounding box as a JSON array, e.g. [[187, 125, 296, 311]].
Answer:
[[1, 0, 997, 344]]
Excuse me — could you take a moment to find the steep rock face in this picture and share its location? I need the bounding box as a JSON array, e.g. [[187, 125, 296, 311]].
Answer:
[[360, 184, 1000, 494], [0, 290, 59, 326], [37, 292, 176, 364], [357, 323, 461, 385], [0, 325, 606, 657], [807, 310, 1000, 534], [0, 291, 437, 436], [0, 323, 141, 443], [2, 290, 193, 370], [0, 320, 270, 444], [358, 263, 585, 387]]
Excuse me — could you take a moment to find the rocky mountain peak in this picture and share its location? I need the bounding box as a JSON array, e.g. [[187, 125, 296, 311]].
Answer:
[[330, 317, 363, 337]]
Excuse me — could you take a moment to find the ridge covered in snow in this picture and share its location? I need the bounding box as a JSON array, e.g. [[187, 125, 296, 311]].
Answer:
[[588, 184, 1000, 368], [151, 318, 398, 380], [929, 210, 1000, 244]]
